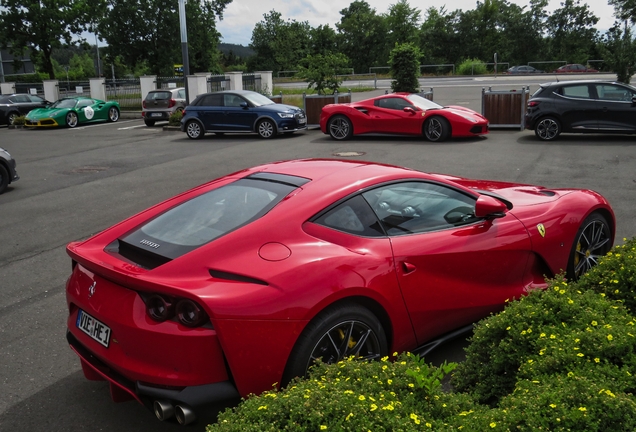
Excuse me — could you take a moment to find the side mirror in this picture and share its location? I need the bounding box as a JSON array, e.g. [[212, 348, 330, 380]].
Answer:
[[474, 195, 508, 219], [240, 102, 248, 109], [632, 95, 636, 105], [403, 106, 416, 114]]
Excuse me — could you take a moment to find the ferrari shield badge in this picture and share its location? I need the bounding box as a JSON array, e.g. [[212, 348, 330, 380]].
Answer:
[[537, 223, 546, 238]]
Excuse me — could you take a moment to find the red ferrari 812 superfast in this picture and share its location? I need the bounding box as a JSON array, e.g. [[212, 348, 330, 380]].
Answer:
[[65, 159, 614, 424]]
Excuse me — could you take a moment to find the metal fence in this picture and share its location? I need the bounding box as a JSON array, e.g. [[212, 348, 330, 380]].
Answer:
[[14, 82, 44, 96], [156, 76, 185, 89], [207, 75, 230, 92], [242, 73, 262, 92], [59, 81, 91, 98], [336, 73, 378, 89], [105, 79, 142, 110]]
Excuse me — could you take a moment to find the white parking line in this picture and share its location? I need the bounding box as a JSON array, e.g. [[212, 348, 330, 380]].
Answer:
[[67, 119, 140, 130], [117, 124, 149, 130]]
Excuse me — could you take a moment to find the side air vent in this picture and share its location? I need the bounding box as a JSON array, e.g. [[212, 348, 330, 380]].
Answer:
[[209, 269, 268, 286]]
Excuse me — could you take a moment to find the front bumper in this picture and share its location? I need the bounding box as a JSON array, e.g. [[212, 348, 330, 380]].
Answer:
[[67, 331, 240, 408], [24, 118, 60, 127]]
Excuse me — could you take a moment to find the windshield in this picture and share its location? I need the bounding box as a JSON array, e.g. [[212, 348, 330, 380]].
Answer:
[[51, 99, 78, 109], [242, 92, 276, 107], [406, 94, 443, 110]]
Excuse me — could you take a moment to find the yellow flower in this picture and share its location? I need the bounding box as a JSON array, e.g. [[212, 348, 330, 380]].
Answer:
[[393, 352, 398, 356], [408, 383, 415, 388], [550, 404, 557, 408], [550, 334, 556, 339], [592, 321, 598, 326], [594, 358, 600, 363], [490, 422, 497, 428], [578, 407, 587, 412], [540, 333, 546, 338], [320, 426, 327, 430], [264, 393, 277, 398], [370, 404, 378, 412], [359, 395, 366, 401], [577, 353, 584, 357], [381, 356, 389, 362], [387, 379, 393, 385], [608, 334, 614, 341], [346, 412, 354, 421], [258, 406, 267, 410], [344, 390, 354, 395]]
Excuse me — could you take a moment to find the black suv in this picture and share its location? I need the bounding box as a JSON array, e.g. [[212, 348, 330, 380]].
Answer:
[[0, 147, 19, 194]]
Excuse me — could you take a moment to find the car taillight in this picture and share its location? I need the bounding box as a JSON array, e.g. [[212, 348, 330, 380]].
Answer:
[[528, 101, 540, 107], [182, 108, 187, 116], [143, 294, 209, 327], [142, 100, 147, 109], [168, 99, 176, 108]]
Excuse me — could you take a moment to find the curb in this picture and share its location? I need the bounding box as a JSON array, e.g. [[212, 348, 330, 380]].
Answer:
[[162, 126, 181, 132]]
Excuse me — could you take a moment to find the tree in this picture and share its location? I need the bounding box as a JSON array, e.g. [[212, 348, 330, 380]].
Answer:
[[296, 53, 350, 94], [336, 1, 389, 74], [98, 0, 230, 76], [609, 0, 636, 22], [545, 0, 599, 63], [309, 25, 338, 56], [386, 0, 421, 47], [599, 21, 636, 83], [0, 0, 96, 78], [419, 7, 463, 67], [389, 43, 421, 92], [248, 10, 311, 73]]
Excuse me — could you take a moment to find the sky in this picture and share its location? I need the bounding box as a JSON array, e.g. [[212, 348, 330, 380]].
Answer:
[[216, 0, 617, 46]]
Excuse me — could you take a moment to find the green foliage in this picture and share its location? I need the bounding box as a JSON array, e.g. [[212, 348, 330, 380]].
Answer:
[[599, 22, 636, 84], [12, 115, 26, 126], [457, 58, 488, 75], [546, 0, 599, 63], [207, 353, 473, 432], [0, 0, 96, 78], [386, 0, 421, 47], [389, 43, 421, 93], [296, 53, 350, 95], [168, 111, 183, 126]]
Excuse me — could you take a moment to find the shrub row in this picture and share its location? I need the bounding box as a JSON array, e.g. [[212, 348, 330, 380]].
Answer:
[[208, 238, 636, 431]]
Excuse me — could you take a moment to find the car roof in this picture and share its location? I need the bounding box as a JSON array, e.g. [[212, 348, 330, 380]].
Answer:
[[540, 80, 622, 87]]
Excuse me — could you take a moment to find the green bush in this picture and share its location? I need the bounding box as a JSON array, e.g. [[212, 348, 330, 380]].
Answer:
[[12, 115, 26, 126], [389, 43, 421, 93], [208, 354, 475, 432], [168, 110, 183, 126], [457, 58, 487, 75]]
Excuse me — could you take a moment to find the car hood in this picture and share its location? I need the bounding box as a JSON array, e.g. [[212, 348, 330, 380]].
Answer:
[[441, 106, 487, 120], [26, 107, 69, 119], [429, 174, 569, 206], [262, 103, 304, 113]]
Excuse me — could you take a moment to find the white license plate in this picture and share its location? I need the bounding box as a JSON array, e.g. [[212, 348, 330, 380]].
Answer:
[[76, 309, 111, 348], [151, 113, 163, 117], [298, 117, 306, 124]]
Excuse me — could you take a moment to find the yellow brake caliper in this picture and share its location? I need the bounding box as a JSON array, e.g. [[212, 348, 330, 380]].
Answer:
[[338, 328, 357, 349]]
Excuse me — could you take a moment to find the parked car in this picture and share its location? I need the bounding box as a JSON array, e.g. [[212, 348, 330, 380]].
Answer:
[[64, 159, 614, 424], [553, 64, 598, 73], [181, 90, 307, 139], [24, 97, 120, 128], [525, 80, 636, 140], [505, 65, 544, 74], [0, 93, 49, 125], [0, 147, 19, 194], [320, 93, 488, 142], [142, 87, 186, 127]]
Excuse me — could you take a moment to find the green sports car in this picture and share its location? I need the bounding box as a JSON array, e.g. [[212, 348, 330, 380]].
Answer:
[[25, 96, 120, 128]]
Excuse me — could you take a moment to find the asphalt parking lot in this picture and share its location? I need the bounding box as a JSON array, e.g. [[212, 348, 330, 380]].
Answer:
[[1, 88, 635, 431]]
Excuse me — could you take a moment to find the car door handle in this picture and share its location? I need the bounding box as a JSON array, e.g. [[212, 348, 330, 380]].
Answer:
[[401, 262, 416, 274]]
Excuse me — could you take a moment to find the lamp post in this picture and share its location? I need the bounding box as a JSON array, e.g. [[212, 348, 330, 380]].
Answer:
[[178, 0, 190, 103]]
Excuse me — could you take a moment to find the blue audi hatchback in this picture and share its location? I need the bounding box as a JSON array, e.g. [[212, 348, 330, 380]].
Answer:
[[181, 90, 307, 139]]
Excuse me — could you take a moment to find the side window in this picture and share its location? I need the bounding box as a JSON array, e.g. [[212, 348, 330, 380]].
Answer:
[[224, 94, 245, 107], [199, 94, 223, 106], [596, 84, 633, 102], [313, 195, 385, 237], [77, 99, 94, 108], [376, 98, 413, 110], [561, 85, 591, 99], [28, 95, 44, 103], [178, 89, 186, 99], [14, 95, 31, 103], [361, 182, 478, 236]]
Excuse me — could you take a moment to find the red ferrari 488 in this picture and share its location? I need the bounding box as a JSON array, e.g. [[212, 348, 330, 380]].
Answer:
[[320, 93, 489, 141], [65, 159, 613, 424]]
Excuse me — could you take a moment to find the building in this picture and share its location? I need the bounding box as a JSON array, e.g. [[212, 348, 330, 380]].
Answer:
[[0, 47, 35, 82]]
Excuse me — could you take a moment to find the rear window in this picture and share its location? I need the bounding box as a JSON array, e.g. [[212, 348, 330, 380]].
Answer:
[[146, 91, 172, 101], [114, 177, 301, 266]]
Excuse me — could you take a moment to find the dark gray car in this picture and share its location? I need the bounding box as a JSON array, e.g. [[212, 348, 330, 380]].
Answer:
[[0, 93, 49, 125], [0, 147, 19, 194], [142, 87, 186, 126]]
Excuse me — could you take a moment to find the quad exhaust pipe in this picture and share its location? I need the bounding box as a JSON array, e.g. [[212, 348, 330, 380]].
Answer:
[[153, 400, 196, 425], [154, 400, 174, 421], [175, 405, 196, 425]]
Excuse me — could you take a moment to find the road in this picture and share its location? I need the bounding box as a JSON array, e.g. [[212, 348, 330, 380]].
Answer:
[[1, 80, 634, 431]]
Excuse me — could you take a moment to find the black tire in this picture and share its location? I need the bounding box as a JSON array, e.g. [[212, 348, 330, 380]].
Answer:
[[185, 120, 204, 140], [107, 106, 120, 122], [327, 115, 353, 140], [566, 213, 612, 281], [281, 304, 388, 387], [534, 116, 561, 141], [423, 116, 451, 142], [144, 119, 156, 127], [7, 112, 20, 126], [257, 119, 276, 139], [0, 164, 8, 194], [66, 111, 79, 128]]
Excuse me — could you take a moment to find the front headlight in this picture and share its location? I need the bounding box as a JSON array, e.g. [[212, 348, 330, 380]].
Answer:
[[455, 113, 478, 123], [277, 112, 295, 119]]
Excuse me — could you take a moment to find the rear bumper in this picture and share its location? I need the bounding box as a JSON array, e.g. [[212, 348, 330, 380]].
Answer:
[[67, 331, 240, 408]]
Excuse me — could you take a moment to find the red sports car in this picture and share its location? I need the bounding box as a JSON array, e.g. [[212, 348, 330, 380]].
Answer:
[[65, 159, 614, 425], [319, 93, 489, 141], [553, 64, 599, 73]]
